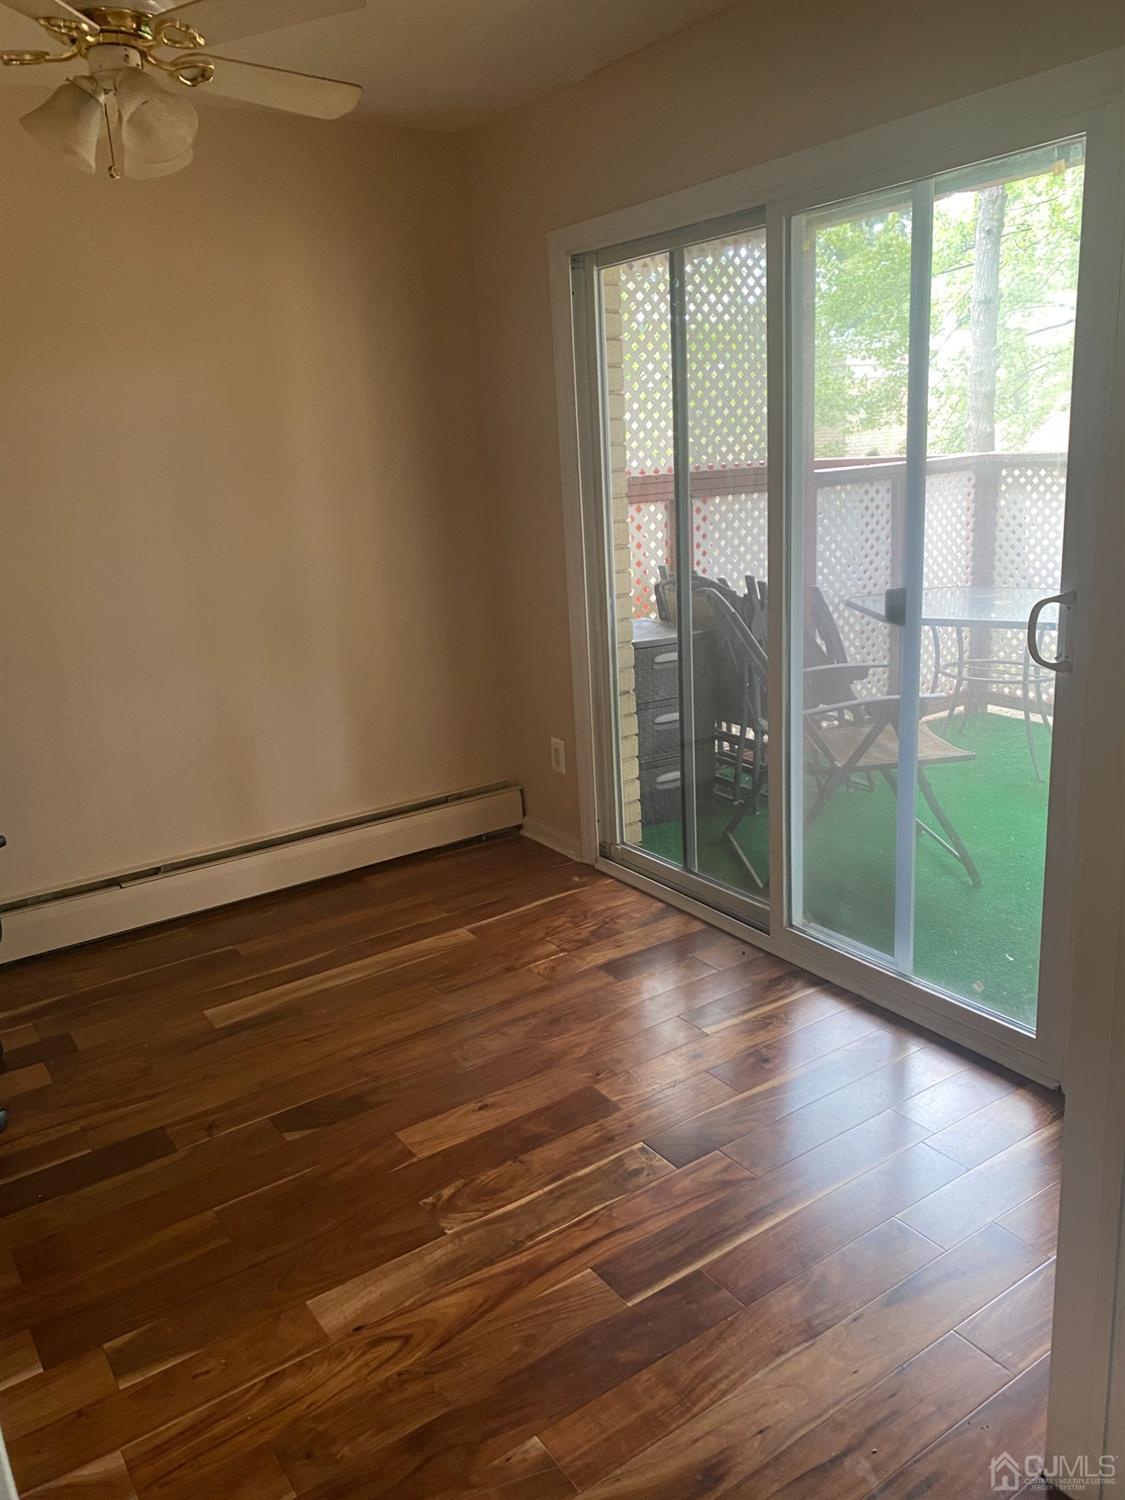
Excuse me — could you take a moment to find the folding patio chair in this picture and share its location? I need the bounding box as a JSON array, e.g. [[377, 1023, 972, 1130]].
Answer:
[[699, 587, 982, 889]]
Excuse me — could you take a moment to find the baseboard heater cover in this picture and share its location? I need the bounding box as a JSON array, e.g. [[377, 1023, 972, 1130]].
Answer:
[[0, 784, 524, 965]]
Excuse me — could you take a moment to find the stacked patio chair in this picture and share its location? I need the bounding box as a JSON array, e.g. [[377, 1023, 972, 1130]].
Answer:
[[698, 587, 982, 890]]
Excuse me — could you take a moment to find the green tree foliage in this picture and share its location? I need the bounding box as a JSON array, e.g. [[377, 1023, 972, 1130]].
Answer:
[[813, 207, 912, 454], [615, 151, 1084, 471], [812, 154, 1085, 458]]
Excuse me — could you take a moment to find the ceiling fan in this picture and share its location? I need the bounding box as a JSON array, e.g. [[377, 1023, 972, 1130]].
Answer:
[[0, 0, 364, 178]]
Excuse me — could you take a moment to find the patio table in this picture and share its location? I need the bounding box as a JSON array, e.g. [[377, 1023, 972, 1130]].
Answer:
[[844, 585, 1058, 779], [845, 585, 1058, 632]]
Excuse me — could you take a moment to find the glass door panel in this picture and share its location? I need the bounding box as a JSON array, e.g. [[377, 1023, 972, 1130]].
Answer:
[[789, 189, 915, 961], [599, 252, 684, 864], [913, 140, 1085, 1024], [787, 138, 1086, 1034], [684, 228, 771, 898], [595, 220, 770, 923]]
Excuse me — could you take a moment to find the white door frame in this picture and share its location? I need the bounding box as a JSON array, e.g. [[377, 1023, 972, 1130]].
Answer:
[[769, 114, 1116, 1087], [550, 49, 1125, 1493]]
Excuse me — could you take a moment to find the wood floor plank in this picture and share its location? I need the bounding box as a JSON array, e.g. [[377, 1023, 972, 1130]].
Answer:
[[719, 1330, 1011, 1498], [996, 1180, 1062, 1256], [470, 1435, 567, 1490], [0, 1249, 19, 1294], [894, 1064, 1020, 1130], [595, 1107, 929, 1302], [957, 1258, 1056, 1373], [0, 1063, 52, 1100], [394, 1014, 704, 1160], [462, 1464, 576, 1500], [123, 1270, 626, 1500], [0, 1033, 77, 1073], [460, 996, 706, 1076], [32, 1189, 440, 1377], [188, 1445, 296, 1500], [395, 1066, 599, 1158], [0, 1129, 92, 1185], [0, 1329, 42, 1392], [0, 1024, 42, 1051], [873, 1353, 1050, 1498], [0, 837, 1061, 1500], [282, 1271, 740, 1499], [2, 1211, 233, 1342], [8, 1310, 327, 1491], [705, 1004, 896, 1095], [898, 1122, 1064, 1249], [721, 1045, 970, 1176], [529, 912, 708, 981], [307, 1149, 752, 1430], [23, 1451, 139, 1500], [569, 1225, 1044, 1500], [925, 1084, 1062, 1169], [642, 1026, 926, 1168], [422, 1072, 731, 1230], [681, 968, 830, 1033], [4, 1120, 293, 1268], [598, 992, 862, 1108], [308, 1145, 695, 1338], [540, 1218, 940, 1489], [702, 1142, 964, 1309], [0, 1349, 118, 1445], [202, 931, 481, 1029], [460, 1473, 576, 1500]]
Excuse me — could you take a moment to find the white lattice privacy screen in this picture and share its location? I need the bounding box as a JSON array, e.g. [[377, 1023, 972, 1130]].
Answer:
[[619, 250, 1068, 706], [620, 235, 769, 617]]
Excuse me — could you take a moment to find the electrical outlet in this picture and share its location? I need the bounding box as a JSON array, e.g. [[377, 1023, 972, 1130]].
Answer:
[[550, 737, 567, 775]]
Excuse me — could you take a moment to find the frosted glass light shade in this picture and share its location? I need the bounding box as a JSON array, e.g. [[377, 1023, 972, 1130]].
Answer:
[[115, 69, 197, 170], [21, 79, 104, 173]]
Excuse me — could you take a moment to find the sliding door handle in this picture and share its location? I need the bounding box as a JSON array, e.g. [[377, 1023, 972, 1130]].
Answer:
[[1027, 590, 1076, 673]]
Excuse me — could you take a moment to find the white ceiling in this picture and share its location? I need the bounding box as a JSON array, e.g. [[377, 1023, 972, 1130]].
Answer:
[[216, 0, 740, 129]]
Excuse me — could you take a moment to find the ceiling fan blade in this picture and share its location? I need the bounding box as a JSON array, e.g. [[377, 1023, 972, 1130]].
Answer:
[[0, 0, 96, 33], [196, 54, 359, 118], [0, 57, 81, 79], [150, 0, 362, 48]]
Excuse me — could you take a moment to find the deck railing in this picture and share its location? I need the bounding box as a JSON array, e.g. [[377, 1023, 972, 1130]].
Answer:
[[626, 451, 1067, 707]]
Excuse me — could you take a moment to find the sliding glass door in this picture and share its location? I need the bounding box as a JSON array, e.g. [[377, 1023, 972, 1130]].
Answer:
[[786, 138, 1086, 1035], [591, 214, 771, 923], [574, 104, 1107, 1079]]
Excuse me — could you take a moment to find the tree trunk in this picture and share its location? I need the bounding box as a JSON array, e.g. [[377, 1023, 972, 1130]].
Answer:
[[965, 183, 1006, 715], [966, 184, 1006, 453]]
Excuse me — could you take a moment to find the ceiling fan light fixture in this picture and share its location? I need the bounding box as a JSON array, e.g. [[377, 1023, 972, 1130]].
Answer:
[[20, 74, 104, 173], [4, 0, 365, 181], [114, 65, 197, 166]]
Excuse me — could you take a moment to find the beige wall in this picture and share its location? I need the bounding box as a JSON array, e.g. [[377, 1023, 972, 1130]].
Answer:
[[1, 100, 508, 901], [467, 0, 1125, 849], [7, 0, 1125, 901]]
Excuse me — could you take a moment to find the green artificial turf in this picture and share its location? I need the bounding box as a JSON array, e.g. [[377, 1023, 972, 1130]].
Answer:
[[640, 712, 1051, 1027]]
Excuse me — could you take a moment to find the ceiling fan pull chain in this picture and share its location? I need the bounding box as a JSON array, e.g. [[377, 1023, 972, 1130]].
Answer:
[[101, 93, 120, 179]]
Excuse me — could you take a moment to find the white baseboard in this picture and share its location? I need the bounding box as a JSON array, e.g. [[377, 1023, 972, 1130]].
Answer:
[[520, 819, 585, 863], [0, 786, 524, 965]]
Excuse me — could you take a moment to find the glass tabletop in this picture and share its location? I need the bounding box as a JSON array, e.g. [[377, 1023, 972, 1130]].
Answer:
[[846, 585, 1058, 630]]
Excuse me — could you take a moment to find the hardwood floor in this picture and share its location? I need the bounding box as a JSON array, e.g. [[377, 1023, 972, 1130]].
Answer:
[[0, 835, 1061, 1498]]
